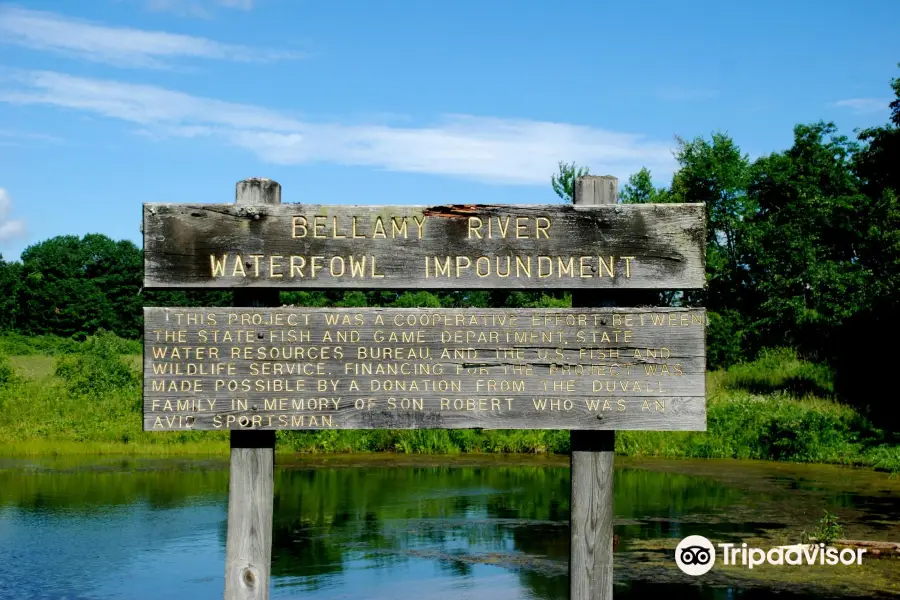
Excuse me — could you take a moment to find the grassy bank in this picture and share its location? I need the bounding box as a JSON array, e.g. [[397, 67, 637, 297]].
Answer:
[[0, 335, 898, 471]]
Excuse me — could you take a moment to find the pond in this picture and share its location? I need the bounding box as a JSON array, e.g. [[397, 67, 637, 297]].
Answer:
[[0, 454, 897, 599]]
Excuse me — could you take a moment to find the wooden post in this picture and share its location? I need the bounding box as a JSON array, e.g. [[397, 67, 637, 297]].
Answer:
[[224, 178, 280, 600], [570, 175, 617, 600]]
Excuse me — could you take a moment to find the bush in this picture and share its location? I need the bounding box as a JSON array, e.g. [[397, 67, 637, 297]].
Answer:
[[721, 347, 834, 397], [0, 332, 86, 356], [706, 310, 747, 369], [0, 353, 15, 387], [391, 291, 442, 308], [55, 330, 140, 395]]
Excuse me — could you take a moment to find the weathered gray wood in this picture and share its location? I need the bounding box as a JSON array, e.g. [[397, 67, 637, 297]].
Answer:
[[570, 429, 614, 600], [142, 306, 706, 431], [571, 175, 617, 600], [225, 430, 275, 600], [224, 178, 279, 600], [574, 174, 618, 206], [142, 203, 706, 290]]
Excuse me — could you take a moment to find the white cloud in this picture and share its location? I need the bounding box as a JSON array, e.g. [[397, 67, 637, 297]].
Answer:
[[0, 188, 26, 243], [0, 70, 678, 185], [0, 129, 63, 144], [0, 6, 300, 68], [145, 0, 254, 19], [832, 98, 890, 115]]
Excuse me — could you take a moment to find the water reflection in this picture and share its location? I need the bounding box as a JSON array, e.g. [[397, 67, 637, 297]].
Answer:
[[0, 457, 896, 600]]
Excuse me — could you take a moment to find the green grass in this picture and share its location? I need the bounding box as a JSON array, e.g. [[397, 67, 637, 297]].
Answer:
[[0, 331, 142, 356], [0, 334, 897, 472], [717, 347, 835, 397], [8, 356, 58, 380]]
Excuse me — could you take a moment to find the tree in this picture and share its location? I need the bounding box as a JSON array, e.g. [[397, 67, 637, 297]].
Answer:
[[551, 161, 589, 202], [854, 65, 900, 201], [746, 122, 871, 359], [620, 168, 671, 204], [16, 235, 143, 338], [668, 133, 755, 317], [0, 254, 21, 331], [852, 65, 900, 310], [833, 67, 900, 427]]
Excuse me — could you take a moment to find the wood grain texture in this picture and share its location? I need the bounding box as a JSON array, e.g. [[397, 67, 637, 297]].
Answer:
[[224, 178, 278, 600], [570, 175, 617, 600], [225, 437, 274, 600], [142, 306, 706, 431], [570, 429, 614, 600], [142, 203, 706, 290]]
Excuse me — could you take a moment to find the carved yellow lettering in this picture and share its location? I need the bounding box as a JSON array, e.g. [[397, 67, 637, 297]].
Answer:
[[391, 217, 408, 238], [373, 216, 387, 238], [313, 216, 327, 238], [270, 255, 283, 278], [210, 254, 227, 277], [292, 216, 308, 238], [468, 216, 483, 239]]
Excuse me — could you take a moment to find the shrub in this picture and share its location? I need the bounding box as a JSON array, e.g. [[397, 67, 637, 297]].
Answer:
[[706, 310, 747, 369], [391, 291, 442, 308], [55, 330, 140, 395], [0, 353, 15, 387], [0, 332, 85, 356], [811, 510, 843, 545], [721, 347, 834, 397]]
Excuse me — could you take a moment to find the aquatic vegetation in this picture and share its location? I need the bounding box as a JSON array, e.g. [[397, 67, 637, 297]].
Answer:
[[808, 510, 844, 546]]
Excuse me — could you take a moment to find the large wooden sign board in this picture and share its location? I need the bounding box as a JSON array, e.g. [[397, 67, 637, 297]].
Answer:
[[142, 176, 708, 600], [143, 203, 705, 290], [143, 306, 706, 431]]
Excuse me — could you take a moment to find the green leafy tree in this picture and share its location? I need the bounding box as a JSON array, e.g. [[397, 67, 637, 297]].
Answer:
[[16, 235, 143, 339], [746, 122, 871, 359], [391, 291, 442, 308], [620, 168, 671, 204], [851, 66, 900, 313], [0, 255, 21, 331], [551, 161, 589, 202], [854, 66, 900, 201], [831, 67, 900, 427], [145, 289, 232, 310], [669, 133, 755, 316]]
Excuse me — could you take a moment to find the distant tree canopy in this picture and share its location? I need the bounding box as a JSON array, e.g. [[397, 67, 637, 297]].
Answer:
[[0, 237, 234, 340]]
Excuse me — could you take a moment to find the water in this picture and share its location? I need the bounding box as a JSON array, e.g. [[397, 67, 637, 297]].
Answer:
[[0, 455, 897, 599]]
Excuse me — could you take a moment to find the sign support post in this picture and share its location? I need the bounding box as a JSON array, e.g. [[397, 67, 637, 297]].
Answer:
[[224, 178, 281, 600], [570, 175, 617, 600]]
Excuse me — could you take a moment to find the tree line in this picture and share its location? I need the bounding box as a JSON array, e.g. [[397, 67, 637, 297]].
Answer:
[[0, 69, 897, 426]]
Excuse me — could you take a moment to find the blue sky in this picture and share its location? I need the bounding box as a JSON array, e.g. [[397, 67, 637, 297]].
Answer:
[[0, 0, 897, 260]]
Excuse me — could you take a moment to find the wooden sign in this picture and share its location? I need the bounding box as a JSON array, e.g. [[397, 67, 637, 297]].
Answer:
[[143, 306, 706, 432], [142, 203, 706, 290]]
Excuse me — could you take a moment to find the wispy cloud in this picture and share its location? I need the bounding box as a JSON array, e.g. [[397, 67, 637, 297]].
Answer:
[[144, 0, 254, 19], [0, 6, 301, 68], [0, 70, 677, 185], [0, 128, 63, 145], [656, 86, 719, 102], [831, 98, 890, 115], [0, 188, 26, 244]]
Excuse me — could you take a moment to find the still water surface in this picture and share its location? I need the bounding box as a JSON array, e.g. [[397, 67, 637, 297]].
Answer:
[[1, 455, 897, 599]]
